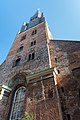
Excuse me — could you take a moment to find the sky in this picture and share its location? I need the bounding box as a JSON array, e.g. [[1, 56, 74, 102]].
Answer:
[[0, 0, 80, 64]]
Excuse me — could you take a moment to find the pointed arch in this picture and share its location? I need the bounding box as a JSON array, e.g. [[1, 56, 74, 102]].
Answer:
[[9, 86, 26, 120]]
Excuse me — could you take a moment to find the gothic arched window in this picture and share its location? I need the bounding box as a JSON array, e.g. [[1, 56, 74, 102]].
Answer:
[[9, 86, 26, 120]]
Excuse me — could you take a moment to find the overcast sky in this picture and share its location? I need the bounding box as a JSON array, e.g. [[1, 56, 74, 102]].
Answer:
[[0, 0, 80, 64]]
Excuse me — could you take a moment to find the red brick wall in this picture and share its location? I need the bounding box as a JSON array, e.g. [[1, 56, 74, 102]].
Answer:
[[0, 22, 51, 120], [0, 20, 80, 120], [49, 40, 80, 120]]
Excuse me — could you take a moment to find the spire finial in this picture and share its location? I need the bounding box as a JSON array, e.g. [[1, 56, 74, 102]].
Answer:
[[38, 8, 40, 11]]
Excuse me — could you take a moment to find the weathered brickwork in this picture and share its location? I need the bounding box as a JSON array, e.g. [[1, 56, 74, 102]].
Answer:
[[49, 40, 80, 120], [0, 10, 80, 120], [0, 20, 52, 119], [0, 22, 49, 85]]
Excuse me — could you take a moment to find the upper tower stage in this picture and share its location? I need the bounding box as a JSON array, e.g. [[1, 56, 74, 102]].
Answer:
[[19, 9, 45, 33]]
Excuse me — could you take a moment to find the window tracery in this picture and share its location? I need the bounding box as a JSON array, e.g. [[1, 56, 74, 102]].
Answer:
[[9, 86, 26, 120]]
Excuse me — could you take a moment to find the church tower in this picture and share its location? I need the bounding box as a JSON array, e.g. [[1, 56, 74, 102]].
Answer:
[[0, 9, 80, 120], [6, 9, 50, 72], [0, 10, 61, 120]]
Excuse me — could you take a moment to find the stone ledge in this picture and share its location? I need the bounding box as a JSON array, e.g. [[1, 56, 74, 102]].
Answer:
[[26, 67, 54, 81]]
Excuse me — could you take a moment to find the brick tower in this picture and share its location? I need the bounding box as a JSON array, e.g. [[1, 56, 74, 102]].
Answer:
[[0, 10, 61, 120], [0, 9, 80, 120]]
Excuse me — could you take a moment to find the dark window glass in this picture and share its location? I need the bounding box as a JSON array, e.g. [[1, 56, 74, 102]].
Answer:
[[32, 31, 34, 35], [15, 58, 21, 66], [34, 41, 36, 45], [58, 70, 60, 74], [20, 46, 23, 51], [9, 87, 26, 120], [28, 53, 35, 61], [29, 54, 31, 61], [32, 30, 37, 36], [55, 58, 57, 63], [20, 35, 26, 41], [31, 42, 33, 46], [35, 30, 37, 34], [67, 114, 71, 120], [61, 105, 64, 112], [32, 53, 35, 59], [61, 87, 64, 93], [31, 41, 36, 47], [79, 88, 80, 98]]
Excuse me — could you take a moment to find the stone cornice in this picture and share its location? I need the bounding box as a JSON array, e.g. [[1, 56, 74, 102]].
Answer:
[[26, 67, 54, 81]]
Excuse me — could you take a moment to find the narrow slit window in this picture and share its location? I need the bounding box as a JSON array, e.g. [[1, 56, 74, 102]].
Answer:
[[58, 70, 60, 74], [67, 114, 71, 120], [31, 42, 33, 46], [34, 41, 36, 45], [55, 57, 57, 63], [15, 58, 21, 66], [32, 53, 35, 60], [79, 88, 80, 98], [61, 87, 64, 93], [32, 31, 34, 35], [29, 54, 31, 61], [35, 30, 37, 34], [28, 53, 35, 61]]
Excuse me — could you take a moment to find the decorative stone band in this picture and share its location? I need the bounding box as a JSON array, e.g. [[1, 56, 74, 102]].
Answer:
[[0, 67, 58, 99], [26, 67, 54, 83], [0, 85, 12, 100]]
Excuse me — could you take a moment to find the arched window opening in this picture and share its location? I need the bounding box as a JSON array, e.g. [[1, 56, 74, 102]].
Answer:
[[31, 30, 37, 36], [28, 52, 35, 61], [61, 87, 64, 93], [32, 53, 35, 60], [32, 31, 34, 35], [9, 86, 26, 120], [15, 58, 21, 66], [20, 35, 26, 41]]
